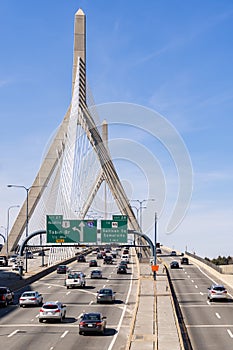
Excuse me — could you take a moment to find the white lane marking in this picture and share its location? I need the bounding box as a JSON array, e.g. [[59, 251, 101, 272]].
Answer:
[[216, 313, 221, 319], [195, 265, 233, 300], [207, 300, 211, 305], [195, 285, 198, 288], [188, 275, 190, 278], [8, 329, 19, 337], [191, 280, 194, 283], [227, 329, 233, 338], [31, 318, 34, 321], [89, 300, 93, 305], [107, 259, 134, 350], [184, 271, 187, 274], [48, 286, 51, 289], [200, 292, 204, 295], [61, 330, 69, 338], [49, 347, 54, 350], [66, 291, 71, 296]]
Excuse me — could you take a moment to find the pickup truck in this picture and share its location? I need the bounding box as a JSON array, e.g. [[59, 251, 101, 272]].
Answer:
[[65, 271, 86, 289]]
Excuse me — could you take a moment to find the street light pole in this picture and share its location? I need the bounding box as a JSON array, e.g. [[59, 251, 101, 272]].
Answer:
[[6, 205, 20, 256], [131, 199, 155, 232], [7, 185, 32, 238]]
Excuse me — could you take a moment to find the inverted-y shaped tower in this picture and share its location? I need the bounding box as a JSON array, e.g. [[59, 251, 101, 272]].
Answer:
[[5, 9, 140, 254]]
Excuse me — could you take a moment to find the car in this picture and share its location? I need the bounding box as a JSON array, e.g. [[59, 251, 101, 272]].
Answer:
[[111, 250, 117, 258], [77, 254, 86, 262], [118, 261, 128, 269], [117, 265, 127, 274], [0, 287, 14, 306], [57, 265, 68, 274], [65, 270, 86, 288], [121, 254, 129, 263], [0, 256, 8, 266], [180, 257, 189, 265], [79, 312, 107, 335], [96, 288, 115, 303], [97, 252, 103, 259], [19, 291, 43, 307], [207, 284, 228, 302], [103, 255, 113, 264], [39, 301, 66, 322], [89, 259, 98, 267], [25, 251, 33, 259], [170, 261, 179, 269], [90, 270, 103, 279], [170, 251, 177, 256]]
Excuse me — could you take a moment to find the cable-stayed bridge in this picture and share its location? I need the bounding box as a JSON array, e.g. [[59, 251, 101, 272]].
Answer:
[[4, 9, 140, 255]]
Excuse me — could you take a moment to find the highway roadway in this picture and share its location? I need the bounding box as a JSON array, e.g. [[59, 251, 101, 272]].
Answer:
[[0, 250, 138, 350], [161, 251, 233, 350]]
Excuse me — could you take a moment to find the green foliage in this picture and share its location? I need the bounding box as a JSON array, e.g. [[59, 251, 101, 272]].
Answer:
[[205, 255, 233, 266]]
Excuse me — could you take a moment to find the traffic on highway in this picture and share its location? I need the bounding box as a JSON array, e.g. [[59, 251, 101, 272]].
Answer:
[[161, 249, 233, 350], [0, 247, 137, 350]]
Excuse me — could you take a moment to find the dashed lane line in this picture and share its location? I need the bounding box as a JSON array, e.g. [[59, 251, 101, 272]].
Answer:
[[8, 329, 19, 337]]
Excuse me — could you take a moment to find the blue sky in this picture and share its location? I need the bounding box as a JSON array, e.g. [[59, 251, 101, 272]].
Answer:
[[0, 0, 233, 258]]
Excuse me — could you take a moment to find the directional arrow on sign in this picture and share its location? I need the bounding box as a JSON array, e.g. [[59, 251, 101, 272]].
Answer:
[[72, 221, 85, 242]]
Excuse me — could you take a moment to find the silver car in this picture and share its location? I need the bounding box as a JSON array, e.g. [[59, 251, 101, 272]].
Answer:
[[90, 270, 103, 279], [207, 284, 228, 301], [19, 291, 43, 307], [39, 301, 66, 322], [96, 288, 115, 303]]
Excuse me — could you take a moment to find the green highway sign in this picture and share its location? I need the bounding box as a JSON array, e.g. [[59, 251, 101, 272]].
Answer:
[[101, 219, 128, 243], [47, 215, 97, 243], [112, 215, 128, 221]]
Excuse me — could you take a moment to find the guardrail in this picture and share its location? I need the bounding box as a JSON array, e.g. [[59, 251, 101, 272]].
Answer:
[[185, 251, 222, 273]]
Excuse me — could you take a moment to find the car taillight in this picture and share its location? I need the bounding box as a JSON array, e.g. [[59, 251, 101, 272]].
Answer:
[[211, 290, 216, 294], [223, 290, 227, 294], [96, 322, 102, 326], [30, 298, 36, 300], [39, 309, 43, 312], [54, 309, 60, 313], [80, 321, 86, 326], [0, 295, 5, 301]]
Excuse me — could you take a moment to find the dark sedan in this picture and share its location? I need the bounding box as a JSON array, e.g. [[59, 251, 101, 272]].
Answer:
[[89, 259, 97, 267], [57, 265, 68, 274], [170, 261, 179, 269], [117, 265, 127, 274], [0, 287, 14, 306], [79, 312, 107, 335], [77, 254, 86, 262], [103, 256, 113, 264]]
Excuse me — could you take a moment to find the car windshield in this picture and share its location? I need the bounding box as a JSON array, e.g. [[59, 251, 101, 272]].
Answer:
[[68, 273, 81, 279], [100, 289, 112, 295], [83, 314, 101, 321], [43, 304, 59, 310], [22, 292, 36, 297], [213, 286, 225, 291]]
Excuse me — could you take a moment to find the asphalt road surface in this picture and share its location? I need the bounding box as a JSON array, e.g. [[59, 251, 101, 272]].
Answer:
[[161, 251, 233, 350], [0, 251, 138, 350]]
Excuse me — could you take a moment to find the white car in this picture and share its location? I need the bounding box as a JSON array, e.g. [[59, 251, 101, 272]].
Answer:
[[65, 270, 86, 289], [19, 291, 43, 307], [207, 284, 228, 301], [121, 254, 129, 263], [39, 301, 66, 322]]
